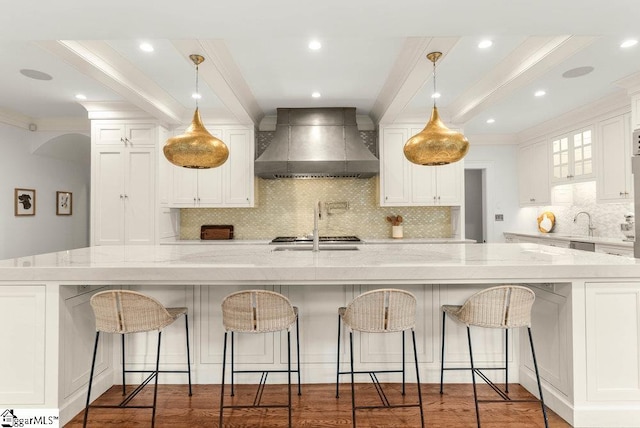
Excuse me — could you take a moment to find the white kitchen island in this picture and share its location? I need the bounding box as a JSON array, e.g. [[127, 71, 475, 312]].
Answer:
[[1, 242, 640, 427]]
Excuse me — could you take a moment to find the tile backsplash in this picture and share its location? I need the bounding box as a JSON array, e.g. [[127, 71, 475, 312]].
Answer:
[[180, 178, 452, 240], [523, 181, 633, 239]]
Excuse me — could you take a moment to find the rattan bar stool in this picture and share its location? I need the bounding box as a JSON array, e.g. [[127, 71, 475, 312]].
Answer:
[[439, 285, 548, 428], [83, 290, 192, 428], [336, 288, 424, 428], [219, 290, 301, 428]]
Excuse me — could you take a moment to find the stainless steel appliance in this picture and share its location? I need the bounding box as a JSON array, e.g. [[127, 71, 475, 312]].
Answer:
[[254, 108, 379, 179], [632, 129, 640, 257]]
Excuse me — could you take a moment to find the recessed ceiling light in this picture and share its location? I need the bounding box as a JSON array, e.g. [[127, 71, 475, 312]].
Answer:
[[431, 92, 441, 99], [534, 90, 546, 97], [620, 39, 638, 48], [486, 118, 495, 124], [75, 94, 87, 100], [139, 42, 154, 52], [308, 40, 322, 50], [312, 92, 321, 98], [478, 40, 493, 49], [562, 66, 594, 79], [192, 93, 202, 100], [19, 69, 52, 81]]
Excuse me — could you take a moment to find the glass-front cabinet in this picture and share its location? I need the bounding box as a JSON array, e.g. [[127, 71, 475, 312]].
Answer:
[[551, 127, 594, 184]]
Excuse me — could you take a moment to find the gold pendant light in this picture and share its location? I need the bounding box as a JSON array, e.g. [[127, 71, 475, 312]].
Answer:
[[164, 54, 229, 169], [403, 52, 469, 166]]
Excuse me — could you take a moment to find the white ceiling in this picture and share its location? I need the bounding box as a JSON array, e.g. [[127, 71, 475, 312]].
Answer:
[[1, 0, 639, 137]]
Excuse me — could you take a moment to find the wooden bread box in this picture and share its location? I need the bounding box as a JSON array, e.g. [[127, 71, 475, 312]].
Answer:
[[200, 225, 234, 240]]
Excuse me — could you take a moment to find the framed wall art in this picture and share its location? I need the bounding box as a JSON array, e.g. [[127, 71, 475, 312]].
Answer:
[[56, 191, 72, 216], [14, 188, 36, 216]]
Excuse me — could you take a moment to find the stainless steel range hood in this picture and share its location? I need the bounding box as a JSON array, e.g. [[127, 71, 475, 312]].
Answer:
[[255, 107, 379, 178]]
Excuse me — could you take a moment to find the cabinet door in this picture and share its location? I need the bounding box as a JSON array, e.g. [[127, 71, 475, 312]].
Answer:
[[94, 149, 125, 245], [519, 141, 549, 206], [380, 128, 410, 205], [171, 167, 199, 206], [410, 127, 437, 204], [124, 124, 156, 147], [435, 162, 463, 205], [93, 123, 126, 146], [124, 149, 156, 245], [224, 129, 254, 206], [196, 168, 223, 205], [597, 114, 632, 202]]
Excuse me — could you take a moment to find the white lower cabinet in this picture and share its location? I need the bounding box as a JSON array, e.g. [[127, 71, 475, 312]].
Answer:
[[62, 287, 111, 400], [0, 286, 46, 404], [585, 282, 640, 401], [524, 284, 570, 396]]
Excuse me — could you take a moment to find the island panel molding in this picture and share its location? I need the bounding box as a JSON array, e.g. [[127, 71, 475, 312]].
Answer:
[[2, 243, 640, 427]]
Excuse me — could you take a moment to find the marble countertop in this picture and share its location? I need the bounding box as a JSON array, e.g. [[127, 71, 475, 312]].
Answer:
[[1, 243, 639, 284], [168, 238, 473, 245], [504, 232, 633, 247]]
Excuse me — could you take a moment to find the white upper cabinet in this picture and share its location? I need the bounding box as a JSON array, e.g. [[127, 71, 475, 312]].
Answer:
[[597, 113, 632, 202], [550, 127, 595, 184], [91, 121, 158, 246], [93, 122, 157, 147], [518, 140, 550, 206], [164, 126, 255, 208], [379, 126, 463, 206], [632, 93, 640, 132]]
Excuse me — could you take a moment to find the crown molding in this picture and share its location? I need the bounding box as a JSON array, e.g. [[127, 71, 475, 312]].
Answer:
[[38, 40, 185, 125], [0, 108, 31, 129], [517, 90, 630, 143], [616, 71, 640, 95]]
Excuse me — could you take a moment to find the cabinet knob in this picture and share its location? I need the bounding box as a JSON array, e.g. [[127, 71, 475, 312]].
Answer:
[[621, 191, 625, 196], [120, 194, 124, 199], [530, 198, 535, 202]]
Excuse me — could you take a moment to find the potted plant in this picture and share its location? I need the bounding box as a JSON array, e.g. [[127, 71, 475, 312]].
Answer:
[[386, 215, 404, 239]]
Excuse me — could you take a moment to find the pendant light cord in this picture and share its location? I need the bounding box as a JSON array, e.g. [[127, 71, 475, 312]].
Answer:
[[432, 58, 437, 108], [194, 62, 200, 109]]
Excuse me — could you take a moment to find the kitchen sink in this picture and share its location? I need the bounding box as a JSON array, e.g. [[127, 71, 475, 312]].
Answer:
[[272, 245, 360, 252]]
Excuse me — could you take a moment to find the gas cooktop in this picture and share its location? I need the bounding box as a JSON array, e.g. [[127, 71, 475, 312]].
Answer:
[[271, 236, 361, 244]]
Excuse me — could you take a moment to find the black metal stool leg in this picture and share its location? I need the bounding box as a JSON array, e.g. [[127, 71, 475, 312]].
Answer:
[[440, 310, 446, 394], [467, 326, 481, 428], [350, 331, 356, 428], [412, 329, 425, 428], [336, 313, 342, 398], [288, 330, 292, 428], [230, 331, 235, 397], [296, 315, 301, 396], [219, 331, 228, 428], [185, 313, 192, 396], [505, 328, 509, 394], [121, 334, 126, 396], [83, 331, 100, 428], [150, 331, 162, 428], [402, 330, 406, 395], [528, 327, 549, 428]]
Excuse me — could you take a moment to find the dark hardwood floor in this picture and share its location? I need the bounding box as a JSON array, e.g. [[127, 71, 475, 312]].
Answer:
[[67, 383, 569, 427]]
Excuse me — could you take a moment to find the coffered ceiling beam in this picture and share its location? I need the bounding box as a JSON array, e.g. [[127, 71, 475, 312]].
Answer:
[[447, 35, 597, 124], [38, 40, 185, 125], [372, 37, 459, 126], [171, 39, 262, 126]]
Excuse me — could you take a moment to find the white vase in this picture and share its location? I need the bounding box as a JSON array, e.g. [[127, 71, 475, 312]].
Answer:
[[392, 225, 403, 239]]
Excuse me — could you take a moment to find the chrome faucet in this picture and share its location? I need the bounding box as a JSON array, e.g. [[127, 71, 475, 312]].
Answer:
[[573, 211, 595, 237], [313, 201, 321, 252]]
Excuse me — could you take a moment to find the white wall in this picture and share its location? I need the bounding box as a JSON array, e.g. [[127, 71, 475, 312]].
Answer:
[[0, 123, 90, 259], [465, 144, 520, 243]]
